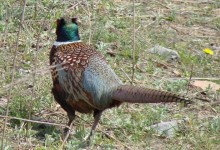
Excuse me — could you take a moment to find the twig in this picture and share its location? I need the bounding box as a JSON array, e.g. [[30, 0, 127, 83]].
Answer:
[[84, 0, 92, 45], [186, 64, 193, 95], [26, 7, 46, 142], [211, 101, 220, 106], [166, 77, 220, 81], [120, 68, 132, 83], [0, 115, 70, 129], [1, 1, 27, 149], [155, 1, 171, 9], [99, 130, 131, 150], [194, 97, 210, 102], [64, 1, 81, 14], [2, 8, 9, 73], [131, 0, 135, 84], [59, 121, 74, 150], [2, 64, 60, 91]]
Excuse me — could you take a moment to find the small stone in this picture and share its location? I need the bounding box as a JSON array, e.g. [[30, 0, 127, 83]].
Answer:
[[149, 120, 183, 138], [148, 45, 181, 62]]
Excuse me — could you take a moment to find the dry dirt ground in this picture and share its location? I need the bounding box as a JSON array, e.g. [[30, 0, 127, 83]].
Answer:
[[0, 0, 220, 149]]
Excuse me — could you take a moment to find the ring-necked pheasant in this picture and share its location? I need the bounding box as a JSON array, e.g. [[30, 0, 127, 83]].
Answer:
[[50, 17, 191, 142]]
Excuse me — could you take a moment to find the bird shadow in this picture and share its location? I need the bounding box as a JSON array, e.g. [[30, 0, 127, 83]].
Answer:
[[32, 123, 61, 141], [33, 123, 92, 149]]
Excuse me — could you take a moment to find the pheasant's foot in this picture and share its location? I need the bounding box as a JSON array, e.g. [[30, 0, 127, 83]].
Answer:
[[62, 127, 75, 141]]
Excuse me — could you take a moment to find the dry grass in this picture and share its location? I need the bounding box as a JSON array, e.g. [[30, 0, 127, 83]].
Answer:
[[0, 0, 220, 149]]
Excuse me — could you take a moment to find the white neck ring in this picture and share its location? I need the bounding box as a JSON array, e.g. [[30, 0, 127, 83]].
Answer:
[[53, 40, 81, 47]]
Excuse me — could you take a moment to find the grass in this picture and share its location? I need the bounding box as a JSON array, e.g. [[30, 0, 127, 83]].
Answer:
[[0, 0, 220, 149]]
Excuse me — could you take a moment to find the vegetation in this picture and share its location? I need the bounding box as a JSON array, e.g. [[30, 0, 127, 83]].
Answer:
[[0, 0, 219, 149]]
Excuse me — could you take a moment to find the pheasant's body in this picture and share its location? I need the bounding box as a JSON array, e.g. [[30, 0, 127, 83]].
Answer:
[[50, 18, 191, 142], [50, 42, 122, 113]]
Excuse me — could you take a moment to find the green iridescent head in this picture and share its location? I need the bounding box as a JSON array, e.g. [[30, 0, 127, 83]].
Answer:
[[56, 18, 80, 42]]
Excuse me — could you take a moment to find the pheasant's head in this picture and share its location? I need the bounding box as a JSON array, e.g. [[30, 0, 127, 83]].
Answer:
[[56, 17, 80, 42]]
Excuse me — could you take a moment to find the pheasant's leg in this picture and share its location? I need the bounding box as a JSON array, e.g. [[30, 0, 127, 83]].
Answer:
[[85, 110, 102, 141], [62, 112, 75, 141], [64, 112, 76, 134]]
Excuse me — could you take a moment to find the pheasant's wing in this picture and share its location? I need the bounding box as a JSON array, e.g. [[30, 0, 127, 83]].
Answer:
[[82, 55, 122, 109]]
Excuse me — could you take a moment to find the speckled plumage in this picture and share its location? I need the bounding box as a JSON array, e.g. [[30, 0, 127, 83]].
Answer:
[[50, 42, 122, 113], [49, 18, 191, 142]]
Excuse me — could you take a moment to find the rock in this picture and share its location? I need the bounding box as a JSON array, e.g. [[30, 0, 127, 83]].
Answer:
[[148, 45, 181, 62], [149, 120, 184, 138]]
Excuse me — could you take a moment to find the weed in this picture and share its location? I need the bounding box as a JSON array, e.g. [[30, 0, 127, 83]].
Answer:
[[0, 0, 219, 149]]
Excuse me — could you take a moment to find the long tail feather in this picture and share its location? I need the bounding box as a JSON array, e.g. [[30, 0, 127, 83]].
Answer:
[[112, 85, 192, 104]]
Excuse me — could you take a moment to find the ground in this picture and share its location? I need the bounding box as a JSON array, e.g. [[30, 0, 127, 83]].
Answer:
[[0, 0, 220, 149]]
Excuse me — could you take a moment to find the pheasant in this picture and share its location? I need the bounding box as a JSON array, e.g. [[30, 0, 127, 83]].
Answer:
[[50, 17, 191, 142]]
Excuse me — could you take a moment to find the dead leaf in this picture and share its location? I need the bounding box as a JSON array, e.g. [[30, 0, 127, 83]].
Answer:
[[191, 80, 220, 92], [213, 8, 220, 16], [114, 0, 122, 2], [155, 62, 168, 69], [172, 70, 181, 77], [106, 51, 117, 57], [0, 97, 8, 108]]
